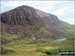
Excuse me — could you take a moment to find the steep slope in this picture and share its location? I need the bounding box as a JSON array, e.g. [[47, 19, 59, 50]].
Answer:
[[1, 6, 42, 37], [1, 5, 64, 44], [1, 6, 41, 25], [36, 9, 72, 30]]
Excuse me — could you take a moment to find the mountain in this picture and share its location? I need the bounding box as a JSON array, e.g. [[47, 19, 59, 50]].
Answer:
[[36, 9, 72, 30], [1, 5, 71, 43], [1, 6, 43, 37]]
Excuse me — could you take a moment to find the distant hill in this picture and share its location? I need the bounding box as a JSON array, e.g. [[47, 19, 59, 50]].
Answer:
[[1, 5, 72, 43]]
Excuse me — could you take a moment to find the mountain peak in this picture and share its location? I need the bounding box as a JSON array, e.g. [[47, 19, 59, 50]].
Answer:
[[14, 5, 35, 11], [16, 5, 34, 9], [1, 5, 39, 25]]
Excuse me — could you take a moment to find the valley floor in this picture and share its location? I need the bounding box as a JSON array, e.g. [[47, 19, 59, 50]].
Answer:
[[1, 30, 74, 56]]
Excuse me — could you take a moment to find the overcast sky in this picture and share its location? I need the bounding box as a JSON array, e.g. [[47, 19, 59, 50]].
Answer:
[[1, 0, 74, 24]]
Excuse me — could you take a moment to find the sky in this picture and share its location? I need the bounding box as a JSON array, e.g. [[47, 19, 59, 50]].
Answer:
[[1, 0, 74, 24]]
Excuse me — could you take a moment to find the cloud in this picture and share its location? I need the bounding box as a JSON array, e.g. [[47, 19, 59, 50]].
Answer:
[[1, 1, 30, 13], [1, 1, 66, 12], [55, 7, 71, 16], [37, 6, 54, 12], [1, 1, 27, 7], [1, 1, 56, 13], [61, 18, 74, 24]]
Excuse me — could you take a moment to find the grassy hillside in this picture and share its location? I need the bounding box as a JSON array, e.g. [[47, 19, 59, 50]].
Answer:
[[1, 32, 74, 56]]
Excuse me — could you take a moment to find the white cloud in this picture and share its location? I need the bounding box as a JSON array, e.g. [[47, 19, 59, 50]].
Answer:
[[1, 1, 66, 12], [61, 18, 74, 24], [1, 1, 56, 13], [37, 6, 54, 12], [1, 1, 27, 7], [55, 7, 71, 16]]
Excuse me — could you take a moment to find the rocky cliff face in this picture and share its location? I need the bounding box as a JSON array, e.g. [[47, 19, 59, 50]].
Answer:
[[1, 6, 41, 25], [1, 6, 43, 38], [1, 5, 67, 41]]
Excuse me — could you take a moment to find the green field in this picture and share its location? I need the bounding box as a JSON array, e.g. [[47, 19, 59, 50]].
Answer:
[[1, 30, 74, 56]]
